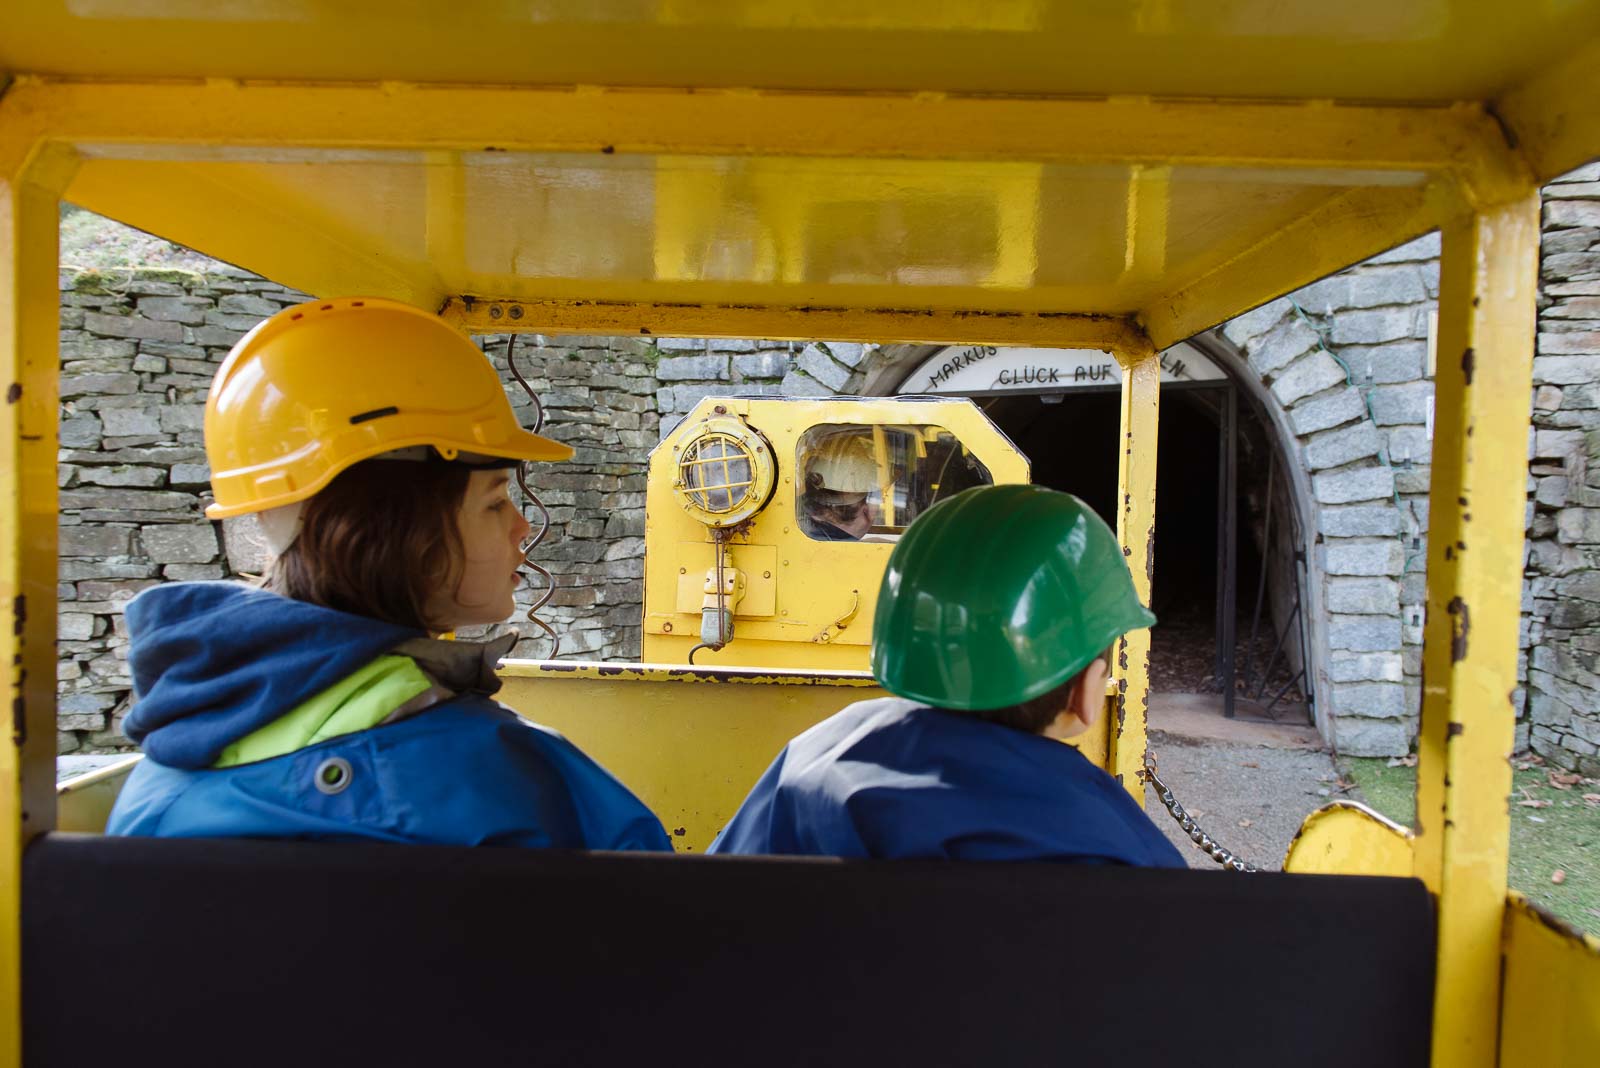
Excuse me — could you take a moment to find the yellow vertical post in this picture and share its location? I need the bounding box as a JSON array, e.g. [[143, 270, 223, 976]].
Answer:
[[1110, 350, 1159, 800], [1413, 196, 1540, 1067], [871, 424, 895, 527], [1, 138, 74, 1068]]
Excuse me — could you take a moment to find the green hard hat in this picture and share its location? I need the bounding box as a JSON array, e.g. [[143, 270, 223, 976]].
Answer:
[[870, 484, 1157, 710]]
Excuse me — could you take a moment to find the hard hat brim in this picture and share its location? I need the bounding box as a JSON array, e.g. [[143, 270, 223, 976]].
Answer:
[[204, 427, 573, 519]]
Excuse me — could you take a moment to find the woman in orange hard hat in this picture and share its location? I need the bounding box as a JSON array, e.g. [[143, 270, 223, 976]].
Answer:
[[106, 297, 671, 850]]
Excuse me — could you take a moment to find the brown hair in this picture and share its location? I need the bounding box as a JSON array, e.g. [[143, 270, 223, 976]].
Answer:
[[265, 460, 471, 631], [966, 646, 1115, 734]]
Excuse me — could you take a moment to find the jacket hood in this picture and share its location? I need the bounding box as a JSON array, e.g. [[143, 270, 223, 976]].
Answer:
[[122, 582, 423, 770]]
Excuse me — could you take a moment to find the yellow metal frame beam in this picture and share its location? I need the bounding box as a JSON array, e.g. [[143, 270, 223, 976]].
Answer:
[[65, 158, 442, 308], [1, 78, 1537, 345], [442, 297, 1148, 350], [1414, 195, 1540, 1068], [1110, 351, 1159, 801], [1495, 35, 1600, 186], [1142, 184, 1443, 350], [0, 78, 1524, 185], [1, 141, 75, 1068]]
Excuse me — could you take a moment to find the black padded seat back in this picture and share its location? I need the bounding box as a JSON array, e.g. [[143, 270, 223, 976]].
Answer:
[[24, 834, 1433, 1066]]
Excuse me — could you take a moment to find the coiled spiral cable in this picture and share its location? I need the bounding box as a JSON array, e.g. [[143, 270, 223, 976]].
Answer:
[[504, 336, 561, 658]]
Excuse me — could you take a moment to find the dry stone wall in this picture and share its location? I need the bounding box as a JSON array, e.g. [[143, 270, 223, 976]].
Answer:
[[57, 266, 305, 755], [1524, 163, 1600, 776]]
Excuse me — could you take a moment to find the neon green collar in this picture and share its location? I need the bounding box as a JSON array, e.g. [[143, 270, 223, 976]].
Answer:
[[212, 655, 435, 769]]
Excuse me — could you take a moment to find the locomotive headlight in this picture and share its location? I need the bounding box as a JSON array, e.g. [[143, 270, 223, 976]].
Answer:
[[673, 414, 776, 529]]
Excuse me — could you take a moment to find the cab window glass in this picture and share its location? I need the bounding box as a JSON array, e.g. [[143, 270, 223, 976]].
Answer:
[[796, 423, 993, 543]]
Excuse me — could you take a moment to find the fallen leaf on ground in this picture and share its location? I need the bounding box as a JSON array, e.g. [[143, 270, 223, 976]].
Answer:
[[1583, 793, 1600, 806], [1239, 762, 1259, 769], [1189, 810, 1205, 819], [1238, 819, 1253, 828], [1517, 799, 1553, 808], [1549, 770, 1583, 789], [1552, 870, 1567, 885]]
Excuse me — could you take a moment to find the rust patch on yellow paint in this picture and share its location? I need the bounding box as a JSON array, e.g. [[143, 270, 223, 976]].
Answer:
[[11, 596, 26, 746], [1512, 893, 1600, 949], [1447, 596, 1470, 663]]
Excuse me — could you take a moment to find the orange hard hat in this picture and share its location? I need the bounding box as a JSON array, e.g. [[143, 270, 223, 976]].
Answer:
[[203, 297, 571, 519]]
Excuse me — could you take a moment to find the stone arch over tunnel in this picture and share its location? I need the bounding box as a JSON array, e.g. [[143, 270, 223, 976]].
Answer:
[[858, 258, 1437, 759]]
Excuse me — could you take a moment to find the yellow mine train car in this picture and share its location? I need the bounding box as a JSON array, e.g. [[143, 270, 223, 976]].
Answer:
[[5, 4, 1600, 1066]]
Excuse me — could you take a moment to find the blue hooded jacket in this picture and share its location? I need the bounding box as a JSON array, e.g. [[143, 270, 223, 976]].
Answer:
[[707, 698, 1185, 866], [107, 583, 671, 851]]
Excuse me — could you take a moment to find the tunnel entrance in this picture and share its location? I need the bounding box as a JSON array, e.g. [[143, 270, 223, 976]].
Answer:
[[892, 343, 1310, 722]]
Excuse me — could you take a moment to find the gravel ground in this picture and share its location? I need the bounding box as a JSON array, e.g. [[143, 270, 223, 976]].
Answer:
[[1142, 729, 1343, 871]]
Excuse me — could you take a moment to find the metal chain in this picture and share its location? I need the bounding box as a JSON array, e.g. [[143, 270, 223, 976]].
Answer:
[[1139, 755, 1260, 873]]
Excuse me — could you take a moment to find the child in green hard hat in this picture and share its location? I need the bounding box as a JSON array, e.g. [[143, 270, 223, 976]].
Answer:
[[708, 483, 1184, 865]]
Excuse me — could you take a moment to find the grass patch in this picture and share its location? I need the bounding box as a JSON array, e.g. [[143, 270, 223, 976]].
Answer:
[[1342, 756, 1416, 826], [1341, 756, 1600, 933]]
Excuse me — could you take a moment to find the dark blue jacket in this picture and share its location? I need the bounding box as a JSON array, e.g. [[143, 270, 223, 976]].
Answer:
[[708, 698, 1185, 866], [107, 583, 671, 851]]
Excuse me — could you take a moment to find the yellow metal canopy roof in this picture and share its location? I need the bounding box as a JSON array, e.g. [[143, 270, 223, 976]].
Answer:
[[3, 1, 1598, 347]]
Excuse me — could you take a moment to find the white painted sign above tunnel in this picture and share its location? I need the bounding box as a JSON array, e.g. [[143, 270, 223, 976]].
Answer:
[[898, 341, 1226, 396]]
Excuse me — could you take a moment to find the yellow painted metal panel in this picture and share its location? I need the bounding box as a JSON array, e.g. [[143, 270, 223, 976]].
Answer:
[[1500, 893, 1600, 1067], [1413, 197, 1541, 1068], [1108, 352, 1158, 803], [1282, 803, 1416, 877], [640, 397, 1029, 669], [84, 153, 1431, 325], [55, 757, 142, 835], [0, 140, 75, 1068], [496, 661, 1111, 852], [4, 2, 1600, 105], [674, 543, 778, 618]]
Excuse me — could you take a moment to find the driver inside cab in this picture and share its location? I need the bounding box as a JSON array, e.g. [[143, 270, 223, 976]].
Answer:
[[797, 431, 877, 541], [106, 298, 671, 851]]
